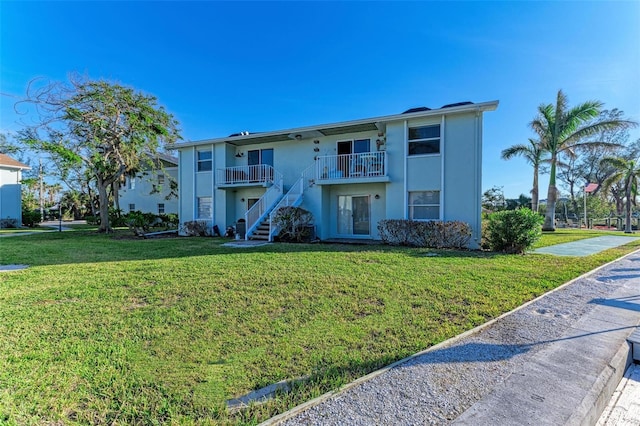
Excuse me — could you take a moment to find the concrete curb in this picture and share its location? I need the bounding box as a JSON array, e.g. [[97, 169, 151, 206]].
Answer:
[[259, 248, 640, 426], [566, 338, 633, 426]]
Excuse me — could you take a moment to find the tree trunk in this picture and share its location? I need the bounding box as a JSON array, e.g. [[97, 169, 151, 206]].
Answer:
[[112, 182, 120, 212], [531, 165, 539, 212], [625, 185, 633, 233], [542, 156, 558, 231], [97, 180, 111, 233]]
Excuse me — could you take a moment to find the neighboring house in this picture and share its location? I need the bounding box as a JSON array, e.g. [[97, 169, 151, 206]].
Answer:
[[0, 153, 30, 228], [173, 101, 498, 247], [118, 153, 179, 215]]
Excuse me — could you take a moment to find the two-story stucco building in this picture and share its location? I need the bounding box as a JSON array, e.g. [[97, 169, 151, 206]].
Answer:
[[0, 153, 30, 228], [173, 101, 498, 247], [118, 153, 179, 215]]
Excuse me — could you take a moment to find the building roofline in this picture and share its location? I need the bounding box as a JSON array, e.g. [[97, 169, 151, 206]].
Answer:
[[0, 154, 31, 170], [170, 100, 499, 149]]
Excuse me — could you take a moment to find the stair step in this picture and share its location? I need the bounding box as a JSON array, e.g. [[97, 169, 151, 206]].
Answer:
[[249, 235, 269, 241]]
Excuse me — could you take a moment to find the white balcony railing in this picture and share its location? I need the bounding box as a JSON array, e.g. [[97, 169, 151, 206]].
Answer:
[[217, 164, 280, 186], [316, 152, 387, 181]]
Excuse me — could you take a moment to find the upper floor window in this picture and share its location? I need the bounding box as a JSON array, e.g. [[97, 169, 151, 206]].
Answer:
[[157, 173, 165, 185], [408, 124, 440, 156], [197, 151, 212, 172], [408, 191, 440, 220], [127, 176, 136, 189]]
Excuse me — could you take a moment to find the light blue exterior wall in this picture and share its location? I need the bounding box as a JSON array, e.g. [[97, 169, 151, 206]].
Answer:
[[443, 113, 483, 245], [176, 105, 491, 247], [118, 167, 178, 214], [0, 167, 24, 227]]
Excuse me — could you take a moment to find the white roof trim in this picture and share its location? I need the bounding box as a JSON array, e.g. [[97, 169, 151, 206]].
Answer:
[[171, 100, 499, 149]]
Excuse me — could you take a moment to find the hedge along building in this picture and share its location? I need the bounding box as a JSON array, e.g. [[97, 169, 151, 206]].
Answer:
[[171, 101, 498, 248]]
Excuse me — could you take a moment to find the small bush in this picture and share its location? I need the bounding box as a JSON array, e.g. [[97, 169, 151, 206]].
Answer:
[[377, 220, 472, 249], [1, 218, 19, 229], [180, 220, 211, 237], [85, 215, 99, 225], [484, 208, 543, 254], [158, 213, 179, 229], [21, 209, 41, 228], [272, 206, 314, 242]]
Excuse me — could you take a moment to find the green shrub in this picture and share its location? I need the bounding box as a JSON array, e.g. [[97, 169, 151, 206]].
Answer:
[[85, 215, 99, 225], [109, 208, 125, 227], [377, 220, 472, 249], [21, 209, 41, 228], [157, 213, 179, 229], [484, 208, 543, 254], [272, 206, 314, 242], [179, 220, 210, 236]]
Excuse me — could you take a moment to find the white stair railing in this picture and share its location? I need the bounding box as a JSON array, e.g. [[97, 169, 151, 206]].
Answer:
[[268, 164, 315, 241], [245, 174, 284, 239]]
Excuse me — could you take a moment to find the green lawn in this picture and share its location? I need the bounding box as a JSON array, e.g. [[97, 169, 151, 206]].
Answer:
[[0, 227, 51, 235], [0, 230, 638, 425]]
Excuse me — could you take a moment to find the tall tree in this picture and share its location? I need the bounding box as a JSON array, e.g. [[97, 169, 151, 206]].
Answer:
[[18, 76, 181, 232], [501, 138, 547, 212], [530, 90, 636, 231], [601, 157, 640, 233]]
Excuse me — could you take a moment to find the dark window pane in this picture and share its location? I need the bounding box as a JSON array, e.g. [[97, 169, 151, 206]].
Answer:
[[409, 191, 439, 205], [409, 125, 440, 140], [354, 139, 370, 154], [197, 160, 212, 172], [410, 206, 439, 220], [247, 150, 260, 166], [409, 140, 440, 155], [197, 151, 212, 161], [261, 149, 274, 167]]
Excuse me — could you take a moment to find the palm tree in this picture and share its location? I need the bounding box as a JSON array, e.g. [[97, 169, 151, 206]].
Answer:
[[501, 138, 547, 212], [531, 90, 636, 231], [601, 157, 640, 233]]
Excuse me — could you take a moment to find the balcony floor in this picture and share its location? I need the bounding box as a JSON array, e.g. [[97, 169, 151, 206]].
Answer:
[[315, 176, 390, 185]]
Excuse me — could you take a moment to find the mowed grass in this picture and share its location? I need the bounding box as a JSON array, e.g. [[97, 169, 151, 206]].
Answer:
[[0, 230, 639, 425]]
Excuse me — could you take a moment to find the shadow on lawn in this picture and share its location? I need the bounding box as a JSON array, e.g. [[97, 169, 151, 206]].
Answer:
[[0, 231, 497, 267]]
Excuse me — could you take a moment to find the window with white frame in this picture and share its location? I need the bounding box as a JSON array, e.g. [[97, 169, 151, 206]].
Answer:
[[197, 197, 212, 219], [129, 203, 136, 212], [157, 173, 165, 185], [408, 191, 440, 220], [158, 203, 165, 214], [127, 176, 136, 189], [197, 151, 212, 172], [408, 124, 440, 155]]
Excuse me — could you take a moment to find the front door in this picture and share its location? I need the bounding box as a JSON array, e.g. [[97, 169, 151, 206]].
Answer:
[[337, 195, 370, 236]]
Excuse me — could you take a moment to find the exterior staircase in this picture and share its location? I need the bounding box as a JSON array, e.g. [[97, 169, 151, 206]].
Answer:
[[247, 163, 315, 241], [248, 219, 271, 241]]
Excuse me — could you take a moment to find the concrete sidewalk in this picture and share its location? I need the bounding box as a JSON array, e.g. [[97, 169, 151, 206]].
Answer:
[[533, 235, 639, 257], [453, 254, 640, 425]]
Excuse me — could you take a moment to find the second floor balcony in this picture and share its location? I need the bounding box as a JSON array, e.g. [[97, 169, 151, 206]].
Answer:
[[315, 151, 389, 184], [217, 164, 281, 188]]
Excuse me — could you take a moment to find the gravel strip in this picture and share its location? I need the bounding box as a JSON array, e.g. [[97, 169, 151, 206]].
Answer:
[[278, 251, 640, 426]]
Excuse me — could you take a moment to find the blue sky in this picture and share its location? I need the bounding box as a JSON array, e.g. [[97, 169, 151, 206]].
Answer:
[[1, 1, 639, 198]]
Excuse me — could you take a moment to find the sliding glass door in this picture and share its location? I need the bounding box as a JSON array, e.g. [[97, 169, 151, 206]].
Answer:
[[337, 195, 370, 236]]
